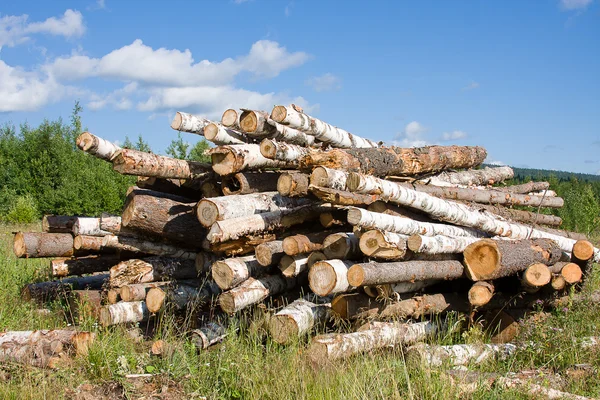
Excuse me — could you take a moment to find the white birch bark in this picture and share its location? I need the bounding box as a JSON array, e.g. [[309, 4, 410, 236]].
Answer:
[[170, 112, 210, 134], [209, 144, 295, 175], [72, 217, 115, 236], [76, 132, 122, 161], [211, 255, 263, 290], [279, 254, 310, 277], [221, 109, 242, 129], [308, 259, 354, 296], [74, 235, 196, 260], [120, 282, 170, 302], [99, 301, 149, 326], [418, 166, 514, 187], [307, 320, 437, 363], [407, 234, 482, 254], [496, 377, 592, 400], [271, 104, 378, 148], [310, 166, 349, 190], [189, 321, 228, 350], [218, 275, 296, 313], [348, 173, 600, 261], [265, 117, 316, 146], [269, 299, 332, 344], [529, 190, 557, 197], [348, 207, 486, 238], [260, 139, 312, 161], [322, 232, 360, 259], [406, 342, 517, 367], [203, 122, 251, 145], [358, 230, 409, 260]]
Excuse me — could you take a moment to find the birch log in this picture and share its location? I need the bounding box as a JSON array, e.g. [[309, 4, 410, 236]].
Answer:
[[463, 238, 562, 281], [367, 201, 434, 223], [347, 208, 486, 238], [271, 104, 378, 148], [203, 122, 251, 145], [14, 232, 74, 258], [498, 181, 550, 194], [283, 230, 338, 256], [366, 280, 441, 299], [74, 235, 196, 259], [407, 234, 481, 254], [260, 139, 311, 161], [331, 293, 384, 319], [72, 217, 119, 237], [322, 232, 360, 259], [51, 255, 121, 277], [146, 281, 221, 313], [308, 260, 354, 296], [474, 204, 562, 227], [209, 144, 293, 175], [221, 171, 281, 195], [22, 274, 109, 302], [468, 281, 495, 307], [239, 109, 278, 138], [279, 254, 310, 277], [120, 282, 170, 302], [211, 255, 264, 290], [189, 321, 228, 350], [300, 146, 487, 177], [255, 240, 284, 267], [76, 132, 121, 161], [219, 275, 297, 314], [170, 112, 210, 134], [310, 166, 349, 191], [196, 252, 218, 274], [551, 274, 567, 291], [100, 301, 149, 326], [347, 260, 465, 287], [307, 321, 438, 364], [42, 215, 77, 233], [406, 342, 516, 367], [418, 166, 514, 187], [109, 257, 198, 287], [320, 208, 349, 228], [0, 330, 95, 368], [309, 186, 381, 206], [376, 293, 463, 319], [196, 191, 312, 227], [221, 109, 241, 129], [265, 117, 316, 146], [277, 171, 310, 197], [269, 299, 332, 344], [112, 149, 211, 179], [346, 173, 600, 260], [358, 230, 409, 260]]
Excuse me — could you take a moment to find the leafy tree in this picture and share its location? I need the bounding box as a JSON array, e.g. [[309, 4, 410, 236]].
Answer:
[[188, 139, 211, 163], [123, 134, 151, 152], [166, 132, 190, 159]]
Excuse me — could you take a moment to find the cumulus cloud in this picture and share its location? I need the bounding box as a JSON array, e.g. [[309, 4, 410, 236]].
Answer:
[[560, 0, 593, 10], [0, 9, 85, 49], [487, 160, 507, 166], [441, 130, 467, 141], [393, 121, 430, 147], [305, 73, 342, 92]]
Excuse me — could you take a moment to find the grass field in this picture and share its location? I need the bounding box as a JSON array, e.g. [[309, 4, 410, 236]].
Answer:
[[1, 223, 599, 399]]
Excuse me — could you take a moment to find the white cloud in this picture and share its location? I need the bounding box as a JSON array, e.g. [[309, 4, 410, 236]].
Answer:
[[441, 130, 468, 141], [0, 9, 85, 49], [242, 40, 309, 79], [462, 81, 480, 91], [560, 0, 593, 10], [88, 82, 138, 111], [305, 73, 342, 92], [487, 160, 506, 166], [393, 121, 430, 147]]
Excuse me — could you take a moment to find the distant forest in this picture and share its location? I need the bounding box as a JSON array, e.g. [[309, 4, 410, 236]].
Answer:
[[507, 166, 600, 183]]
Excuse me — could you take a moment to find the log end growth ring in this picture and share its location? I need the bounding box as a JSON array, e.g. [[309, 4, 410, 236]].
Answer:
[[463, 239, 501, 281], [270, 105, 288, 123]]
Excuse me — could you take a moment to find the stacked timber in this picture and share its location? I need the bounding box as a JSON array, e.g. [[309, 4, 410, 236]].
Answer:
[[11, 104, 598, 368]]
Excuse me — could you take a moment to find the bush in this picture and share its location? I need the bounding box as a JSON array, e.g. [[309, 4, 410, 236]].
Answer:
[[3, 194, 39, 223]]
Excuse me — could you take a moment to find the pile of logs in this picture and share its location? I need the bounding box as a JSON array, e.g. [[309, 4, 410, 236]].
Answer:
[[11, 104, 599, 368]]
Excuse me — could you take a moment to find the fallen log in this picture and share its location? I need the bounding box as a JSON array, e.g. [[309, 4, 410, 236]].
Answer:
[[548, 262, 582, 285], [76, 132, 121, 161], [106, 288, 120, 304], [120, 282, 171, 302], [322, 232, 360, 259], [221, 171, 281, 196], [212, 255, 264, 290], [521, 263, 552, 291], [551, 274, 567, 291], [474, 204, 562, 227], [22, 274, 109, 302], [347, 173, 599, 260], [497, 181, 550, 194], [463, 238, 562, 281], [170, 111, 210, 134], [51, 255, 121, 277], [219, 275, 297, 314], [279, 254, 310, 277], [277, 171, 310, 197], [268, 299, 332, 344], [300, 145, 487, 177], [126, 186, 196, 204], [271, 104, 377, 148], [209, 144, 294, 176], [418, 166, 514, 187], [406, 342, 516, 367], [73, 235, 196, 259], [72, 217, 114, 237], [42, 215, 77, 233], [407, 234, 481, 254], [189, 321, 228, 350], [347, 260, 464, 287], [238, 109, 280, 139], [319, 208, 349, 228], [221, 109, 241, 129], [308, 260, 354, 296], [14, 232, 74, 258], [306, 320, 438, 364], [112, 148, 211, 179], [283, 230, 338, 256], [309, 185, 380, 206], [468, 281, 495, 307], [100, 301, 149, 326], [146, 281, 221, 313], [255, 240, 284, 267], [310, 166, 349, 191], [109, 257, 198, 287], [358, 230, 408, 260], [260, 139, 311, 162], [203, 122, 251, 145]]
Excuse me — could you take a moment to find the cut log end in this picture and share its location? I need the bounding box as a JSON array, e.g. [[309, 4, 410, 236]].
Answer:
[[346, 172, 361, 191], [310, 167, 332, 188], [279, 255, 298, 278], [99, 307, 112, 327], [346, 265, 364, 287], [240, 110, 259, 133], [218, 292, 236, 314], [146, 287, 167, 313], [170, 112, 182, 130], [277, 174, 294, 196], [221, 175, 241, 196], [463, 239, 501, 281], [358, 230, 406, 259], [468, 282, 494, 307], [203, 123, 219, 141], [212, 261, 235, 290], [270, 105, 288, 123], [282, 238, 300, 257], [323, 233, 351, 259], [269, 314, 299, 344], [572, 240, 594, 261], [107, 289, 120, 304], [551, 275, 566, 291], [407, 235, 423, 252], [523, 263, 552, 288], [13, 232, 26, 258], [197, 200, 220, 228], [76, 132, 95, 151], [259, 139, 277, 159], [72, 332, 95, 355], [210, 150, 236, 176], [222, 109, 238, 127], [561, 262, 583, 284], [308, 262, 337, 296]]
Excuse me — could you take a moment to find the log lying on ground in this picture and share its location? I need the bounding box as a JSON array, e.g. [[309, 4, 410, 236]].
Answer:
[[22, 274, 109, 302], [112, 148, 211, 179], [463, 238, 562, 281], [406, 342, 516, 367], [204, 234, 277, 257], [347, 260, 464, 287], [203, 122, 252, 145], [407, 234, 481, 255], [348, 208, 486, 239], [271, 104, 378, 148], [359, 230, 408, 260], [300, 145, 487, 177], [42, 215, 77, 233], [418, 166, 514, 187], [277, 171, 310, 197], [375, 293, 466, 320], [122, 193, 204, 247], [260, 139, 311, 162], [76, 132, 121, 161], [170, 111, 210, 134], [255, 240, 284, 267], [283, 230, 338, 256], [548, 262, 582, 285], [196, 191, 312, 227], [190, 321, 228, 350], [209, 144, 294, 175], [497, 181, 550, 194], [120, 282, 170, 302], [474, 204, 562, 227], [219, 275, 297, 313], [468, 281, 495, 307], [221, 109, 241, 129], [308, 260, 354, 296], [14, 232, 74, 258], [72, 217, 122, 237], [100, 301, 149, 326], [323, 232, 360, 259], [51, 255, 121, 277], [74, 235, 196, 260], [279, 254, 311, 277], [206, 205, 324, 244], [268, 299, 332, 344], [0, 329, 95, 368], [212, 255, 264, 290], [309, 186, 380, 206], [366, 280, 441, 299], [146, 281, 221, 313], [347, 173, 600, 260], [307, 320, 438, 364], [109, 257, 198, 287], [221, 171, 281, 196]]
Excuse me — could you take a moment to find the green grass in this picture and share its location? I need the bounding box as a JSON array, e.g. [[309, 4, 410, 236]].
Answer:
[[1, 223, 599, 399]]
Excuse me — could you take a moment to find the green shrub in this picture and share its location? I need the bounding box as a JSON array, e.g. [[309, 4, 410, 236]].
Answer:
[[4, 194, 39, 223]]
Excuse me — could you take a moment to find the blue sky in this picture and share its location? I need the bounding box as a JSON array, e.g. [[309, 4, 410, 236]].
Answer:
[[0, 0, 598, 173]]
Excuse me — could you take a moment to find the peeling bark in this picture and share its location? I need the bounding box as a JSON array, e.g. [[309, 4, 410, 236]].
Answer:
[[112, 148, 211, 179], [170, 112, 210, 134], [310, 166, 349, 191], [109, 257, 198, 287], [269, 299, 332, 344], [209, 144, 294, 175], [76, 132, 121, 161], [418, 166, 514, 187]]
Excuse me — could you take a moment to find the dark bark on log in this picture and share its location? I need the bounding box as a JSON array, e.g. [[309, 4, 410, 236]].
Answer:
[[136, 176, 203, 201], [376, 293, 466, 320], [221, 171, 281, 196], [331, 293, 385, 319], [219, 275, 297, 313], [73, 235, 196, 259], [22, 274, 109, 302], [14, 232, 74, 258], [277, 172, 310, 197], [347, 260, 465, 287], [109, 257, 198, 287], [208, 144, 294, 176], [112, 148, 211, 179], [463, 238, 563, 281], [51, 255, 121, 277], [126, 186, 196, 204], [255, 240, 284, 267], [67, 290, 103, 322], [189, 321, 228, 350], [146, 281, 221, 313], [299, 145, 487, 177], [42, 215, 77, 233], [100, 301, 149, 326]]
